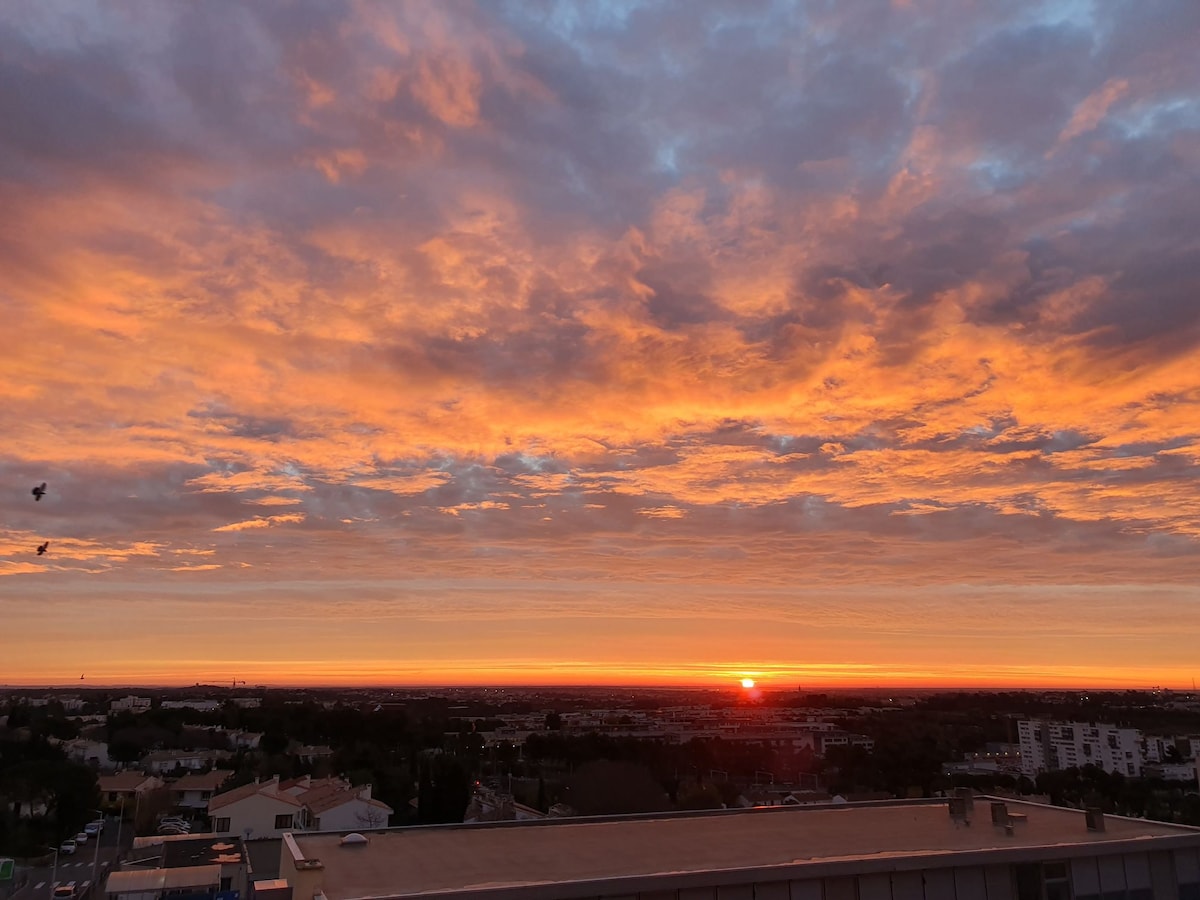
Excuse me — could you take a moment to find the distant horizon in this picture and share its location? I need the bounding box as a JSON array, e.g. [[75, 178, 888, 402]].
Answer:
[[3, 678, 1195, 693]]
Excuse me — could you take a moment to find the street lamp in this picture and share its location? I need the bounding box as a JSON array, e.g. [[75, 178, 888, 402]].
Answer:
[[43, 846, 59, 900], [89, 809, 103, 887]]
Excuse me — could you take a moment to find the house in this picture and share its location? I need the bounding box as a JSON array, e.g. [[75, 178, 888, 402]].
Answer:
[[171, 770, 235, 811], [109, 696, 152, 713], [62, 739, 114, 770], [160, 700, 222, 712], [292, 745, 334, 765], [208, 776, 392, 837], [296, 783, 393, 831], [108, 833, 249, 900], [98, 772, 165, 805], [144, 749, 233, 774], [463, 788, 543, 824], [208, 776, 304, 839]]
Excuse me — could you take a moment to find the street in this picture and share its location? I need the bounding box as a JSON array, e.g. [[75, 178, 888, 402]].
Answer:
[[8, 824, 123, 900]]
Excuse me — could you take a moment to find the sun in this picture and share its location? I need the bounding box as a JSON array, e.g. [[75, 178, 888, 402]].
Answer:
[[741, 677, 755, 689]]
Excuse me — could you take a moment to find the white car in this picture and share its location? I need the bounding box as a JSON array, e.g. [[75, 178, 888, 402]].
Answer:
[[84, 821, 103, 837], [74, 832, 88, 844], [59, 840, 77, 855]]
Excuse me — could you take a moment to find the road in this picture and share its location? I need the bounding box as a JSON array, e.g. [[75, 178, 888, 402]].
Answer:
[[8, 824, 123, 900]]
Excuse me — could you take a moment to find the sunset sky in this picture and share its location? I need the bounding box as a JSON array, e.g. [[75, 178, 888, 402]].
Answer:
[[2, 1, 1199, 689]]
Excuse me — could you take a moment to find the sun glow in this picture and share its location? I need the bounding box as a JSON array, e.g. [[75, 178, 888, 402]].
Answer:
[[741, 677, 755, 689]]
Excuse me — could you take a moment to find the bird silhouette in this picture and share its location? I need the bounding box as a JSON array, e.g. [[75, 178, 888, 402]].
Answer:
[[32, 482, 47, 501], [36, 541, 49, 556]]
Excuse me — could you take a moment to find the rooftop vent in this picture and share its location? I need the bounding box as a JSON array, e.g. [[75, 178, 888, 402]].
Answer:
[[339, 833, 368, 847], [1085, 807, 1105, 832], [991, 801, 1014, 836], [948, 796, 970, 824]]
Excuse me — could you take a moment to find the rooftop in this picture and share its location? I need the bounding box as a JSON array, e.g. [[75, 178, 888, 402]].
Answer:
[[210, 779, 301, 811], [286, 798, 1200, 900], [172, 769, 234, 792], [105, 865, 220, 895], [97, 772, 159, 792]]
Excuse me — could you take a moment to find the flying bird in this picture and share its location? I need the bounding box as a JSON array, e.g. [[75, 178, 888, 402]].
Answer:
[[32, 483, 47, 501], [36, 541, 49, 556]]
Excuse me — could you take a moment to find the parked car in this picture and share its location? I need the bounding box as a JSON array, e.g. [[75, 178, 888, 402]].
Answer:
[[59, 839, 77, 855], [157, 825, 189, 835], [159, 817, 190, 827], [84, 821, 103, 837], [74, 832, 88, 844], [53, 882, 77, 900]]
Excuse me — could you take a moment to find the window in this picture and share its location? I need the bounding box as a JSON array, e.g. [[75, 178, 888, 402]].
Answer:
[[275, 814, 294, 829], [213, 817, 230, 832]]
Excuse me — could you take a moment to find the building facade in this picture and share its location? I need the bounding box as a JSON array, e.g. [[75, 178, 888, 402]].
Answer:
[[1018, 720, 1143, 777]]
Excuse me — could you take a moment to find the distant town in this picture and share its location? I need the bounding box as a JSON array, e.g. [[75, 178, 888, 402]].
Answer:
[[3, 685, 1200, 899]]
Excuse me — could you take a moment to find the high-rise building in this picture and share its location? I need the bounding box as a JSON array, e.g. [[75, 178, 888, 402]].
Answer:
[[1017, 721, 1142, 777]]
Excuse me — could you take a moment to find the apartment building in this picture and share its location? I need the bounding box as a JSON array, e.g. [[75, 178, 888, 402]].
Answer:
[[1018, 720, 1143, 777]]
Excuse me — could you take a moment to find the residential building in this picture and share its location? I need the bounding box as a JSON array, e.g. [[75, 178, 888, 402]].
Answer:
[[144, 749, 233, 774], [62, 738, 114, 770], [208, 777, 303, 839], [98, 772, 165, 806], [1018, 720, 1143, 777], [109, 696, 152, 713], [463, 787, 545, 824], [208, 776, 393, 838], [298, 783, 393, 831], [278, 796, 1200, 900], [161, 699, 222, 712], [172, 770, 235, 811], [106, 832, 250, 900]]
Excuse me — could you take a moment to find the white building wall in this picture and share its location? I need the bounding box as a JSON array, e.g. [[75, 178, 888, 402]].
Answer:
[[311, 798, 390, 832], [211, 792, 299, 839], [1017, 721, 1143, 777]]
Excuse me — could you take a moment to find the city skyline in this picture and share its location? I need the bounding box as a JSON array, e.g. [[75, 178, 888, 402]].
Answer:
[[2, 2, 1199, 688]]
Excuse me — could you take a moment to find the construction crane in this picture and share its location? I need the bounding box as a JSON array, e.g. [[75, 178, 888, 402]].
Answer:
[[231, 679, 246, 689]]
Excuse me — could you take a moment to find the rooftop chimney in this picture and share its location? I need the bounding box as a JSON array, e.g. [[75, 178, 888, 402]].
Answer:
[[990, 801, 1009, 826], [948, 796, 970, 823], [1085, 807, 1106, 832]]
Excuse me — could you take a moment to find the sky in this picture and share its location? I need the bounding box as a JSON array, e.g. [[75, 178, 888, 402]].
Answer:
[[2, 0, 1199, 689]]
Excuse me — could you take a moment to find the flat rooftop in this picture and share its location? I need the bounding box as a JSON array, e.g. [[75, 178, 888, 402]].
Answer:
[[288, 799, 1200, 899]]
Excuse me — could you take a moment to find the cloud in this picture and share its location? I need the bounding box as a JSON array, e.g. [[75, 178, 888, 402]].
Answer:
[[0, 0, 1198, 685], [212, 514, 306, 532]]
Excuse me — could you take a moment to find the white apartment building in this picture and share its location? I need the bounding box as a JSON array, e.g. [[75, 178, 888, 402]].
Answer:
[[1143, 735, 1200, 764], [110, 696, 152, 713], [1017, 720, 1142, 777]]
